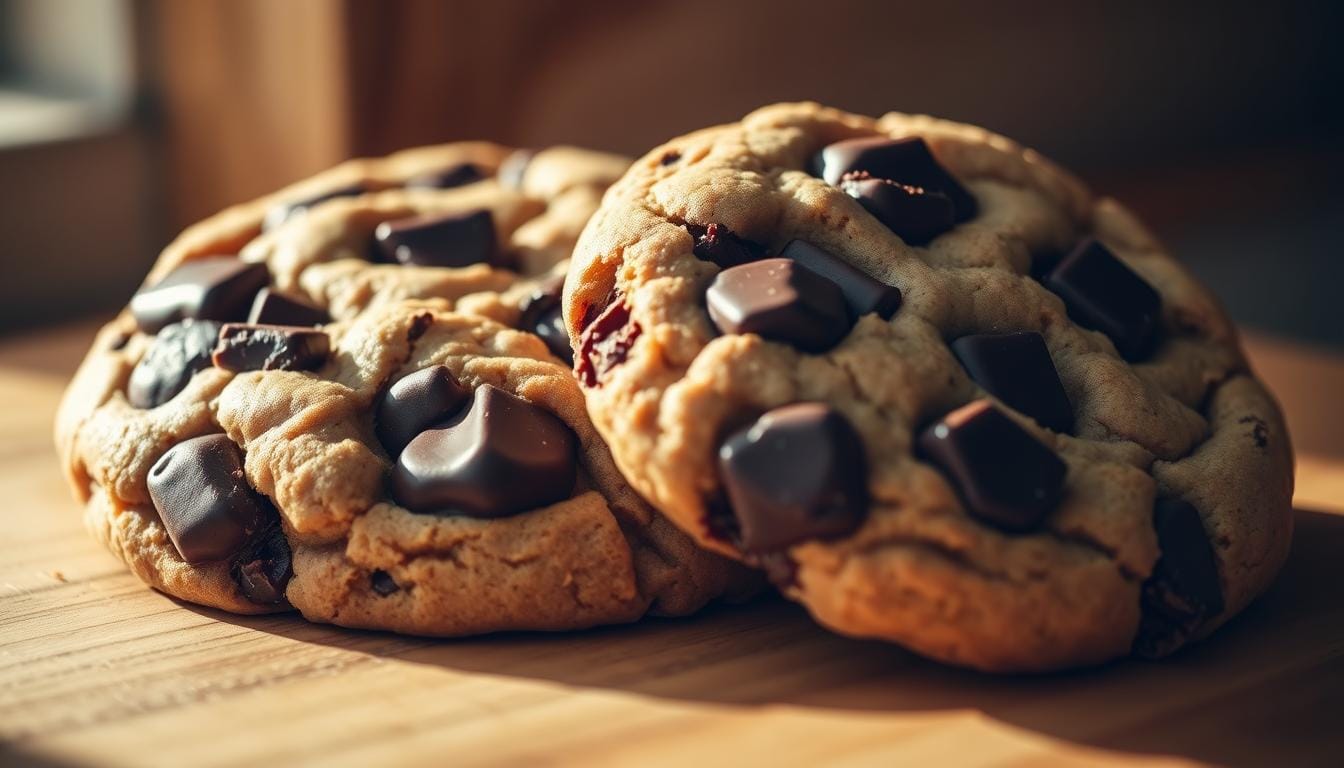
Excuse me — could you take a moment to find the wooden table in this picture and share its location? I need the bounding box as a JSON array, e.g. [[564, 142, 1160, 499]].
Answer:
[[3, 322, 1342, 767]]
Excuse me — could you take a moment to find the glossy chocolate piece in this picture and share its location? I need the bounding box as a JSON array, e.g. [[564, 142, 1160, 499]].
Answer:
[[706, 258, 850, 353], [778, 239, 902, 320], [373, 210, 497, 268], [950, 331, 1073, 433], [263, 182, 366, 231], [1044, 239, 1162, 361], [406, 162, 485, 190], [375, 365, 471, 457], [687, 223, 766, 269], [247, 287, 330, 327], [127, 320, 222, 409], [1134, 499, 1226, 658], [518, 274, 572, 363], [391, 384, 578, 518], [717, 403, 869, 553], [232, 523, 292, 606], [575, 300, 641, 388], [840, 175, 956, 245], [212, 323, 330, 372], [129, 256, 269, 334], [814, 136, 977, 221], [917, 400, 1066, 532], [147, 434, 269, 563], [370, 570, 400, 596]]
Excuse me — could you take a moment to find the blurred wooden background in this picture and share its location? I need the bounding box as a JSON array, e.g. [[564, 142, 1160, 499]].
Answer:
[[2, 0, 1342, 343]]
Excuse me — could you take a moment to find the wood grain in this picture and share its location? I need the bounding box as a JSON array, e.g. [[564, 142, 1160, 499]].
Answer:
[[2, 321, 1342, 767]]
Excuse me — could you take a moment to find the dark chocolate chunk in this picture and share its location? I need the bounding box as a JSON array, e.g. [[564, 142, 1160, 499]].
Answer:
[[373, 210, 497, 268], [375, 365, 471, 457], [1045, 239, 1162, 361], [575, 300, 642, 388], [212, 323, 330, 372], [717, 403, 869, 553], [917, 400, 1066, 532], [687, 223, 766, 269], [498, 149, 535, 190], [147, 434, 269, 563], [950, 332, 1073, 434], [706, 258, 850, 353], [370, 569, 400, 596], [778, 239, 902, 320], [263, 182, 366, 231], [247, 287, 330, 327], [814, 136, 977, 221], [127, 320, 222, 409], [391, 384, 578, 518], [232, 523, 292, 606], [129, 256, 270, 334], [840, 175, 956, 245], [519, 274, 572, 363], [406, 162, 485, 190], [1134, 499, 1226, 658]]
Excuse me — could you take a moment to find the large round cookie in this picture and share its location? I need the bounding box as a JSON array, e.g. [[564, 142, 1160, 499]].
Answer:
[[55, 143, 758, 634], [565, 103, 1294, 671]]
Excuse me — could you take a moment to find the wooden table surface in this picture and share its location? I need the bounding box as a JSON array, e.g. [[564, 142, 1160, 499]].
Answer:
[[3, 321, 1342, 768]]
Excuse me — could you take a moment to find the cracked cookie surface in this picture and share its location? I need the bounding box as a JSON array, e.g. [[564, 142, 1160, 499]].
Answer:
[[57, 143, 758, 634], [565, 103, 1293, 671]]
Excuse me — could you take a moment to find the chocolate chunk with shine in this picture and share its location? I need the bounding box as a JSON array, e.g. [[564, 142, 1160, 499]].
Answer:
[[840, 175, 956, 245], [1045, 239, 1162, 361], [263, 182, 366, 231], [391, 384, 578, 518], [370, 570, 400, 596], [1134, 499, 1226, 658], [406, 162, 485, 190], [951, 332, 1073, 433], [576, 300, 642, 387], [212, 323, 330, 372], [374, 210, 497, 267], [917, 400, 1066, 532], [687, 223, 765, 269], [232, 523, 292, 606], [778, 239, 902, 320], [376, 365, 471, 456], [130, 256, 270, 334], [815, 136, 977, 221], [147, 434, 269, 563], [247, 287, 330, 326], [706, 258, 850, 353], [717, 403, 869, 553], [519, 275, 572, 363], [127, 320, 222, 409]]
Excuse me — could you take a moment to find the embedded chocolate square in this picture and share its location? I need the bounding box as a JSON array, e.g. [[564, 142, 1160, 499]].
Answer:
[[779, 239, 902, 320], [212, 323, 330, 372], [950, 331, 1073, 433], [374, 209, 497, 268], [1045, 240, 1162, 361], [706, 258, 850, 353], [130, 256, 269, 334]]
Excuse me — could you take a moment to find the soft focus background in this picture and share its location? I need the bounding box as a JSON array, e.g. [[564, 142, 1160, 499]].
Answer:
[[2, 0, 1341, 345]]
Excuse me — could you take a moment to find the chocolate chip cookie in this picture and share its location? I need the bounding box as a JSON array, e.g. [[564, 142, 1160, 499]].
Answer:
[[56, 143, 758, 634], [565, 103, 1294, 671]]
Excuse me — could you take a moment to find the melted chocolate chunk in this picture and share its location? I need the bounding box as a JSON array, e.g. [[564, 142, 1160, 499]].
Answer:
[[1134, 499, 1226, 658], [370, 569, 400, 596], [687, 223, 766, 269], [814, 136, 977, 221], [374, 210, 497, 268], [127, 320, 222, 409], [519, 274, 573, 363], [391, 384, 578, 518], [232, 523, 292, 606], [840, 175, 956, 245], [263, 183, 366, 231], [575, 300, 642, 388], [376, 365, 471, 457], [247, 287, 330, 327], [950, 331, 1073, 434], [212, 323, 330, 372], [706, 258, 850, 353], [406, 162, 485, 190], [778, 239, 902, 320], [717, 403, 869, 553], [147, 434, 270, 564], [130, 256, 269, 334], [1044, 239, 1162, 361], [917, 400, 1066, 532]]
